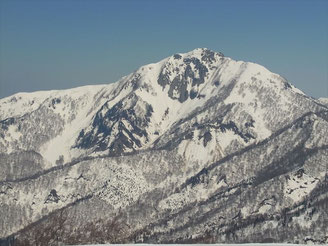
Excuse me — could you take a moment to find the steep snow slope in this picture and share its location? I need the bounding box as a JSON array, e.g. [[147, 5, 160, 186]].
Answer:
[[1, 85, 101, 165]]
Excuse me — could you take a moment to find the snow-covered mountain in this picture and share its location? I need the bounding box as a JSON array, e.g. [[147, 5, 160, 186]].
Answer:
[[0, 48, 327, 245]]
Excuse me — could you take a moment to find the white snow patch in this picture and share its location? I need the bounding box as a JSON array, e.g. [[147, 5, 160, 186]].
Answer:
[[284, 173, 319, 203], [318, 97, 328, 106]]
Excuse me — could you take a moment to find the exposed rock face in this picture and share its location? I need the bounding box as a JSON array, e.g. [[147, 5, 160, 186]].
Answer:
[[0, 48, 327, 245], [158, 53, 214, 102], [75, 94, 154, 154]]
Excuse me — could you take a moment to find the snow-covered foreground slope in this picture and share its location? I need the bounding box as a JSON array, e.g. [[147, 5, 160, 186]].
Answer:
[[0, 48, 327, 245], [79, 244, 308, 246]]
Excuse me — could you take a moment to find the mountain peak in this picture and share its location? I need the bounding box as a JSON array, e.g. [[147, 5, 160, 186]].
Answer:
[[172, 47, 224, 61], [154, 48, 226, 104]]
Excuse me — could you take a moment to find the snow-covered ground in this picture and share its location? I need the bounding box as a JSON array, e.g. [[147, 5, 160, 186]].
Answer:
[[78, 244, 310, 246]]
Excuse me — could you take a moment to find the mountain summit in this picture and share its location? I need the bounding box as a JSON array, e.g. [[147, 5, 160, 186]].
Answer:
[[0, 48, 315, 164], [0, 49, 327, 244]]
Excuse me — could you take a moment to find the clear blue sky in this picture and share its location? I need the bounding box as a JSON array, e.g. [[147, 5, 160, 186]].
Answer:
[[0, 0, 327, 99]]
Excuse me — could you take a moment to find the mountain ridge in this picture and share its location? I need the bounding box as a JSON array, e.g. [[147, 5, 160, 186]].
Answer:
[[1, 109, 325, 184]]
